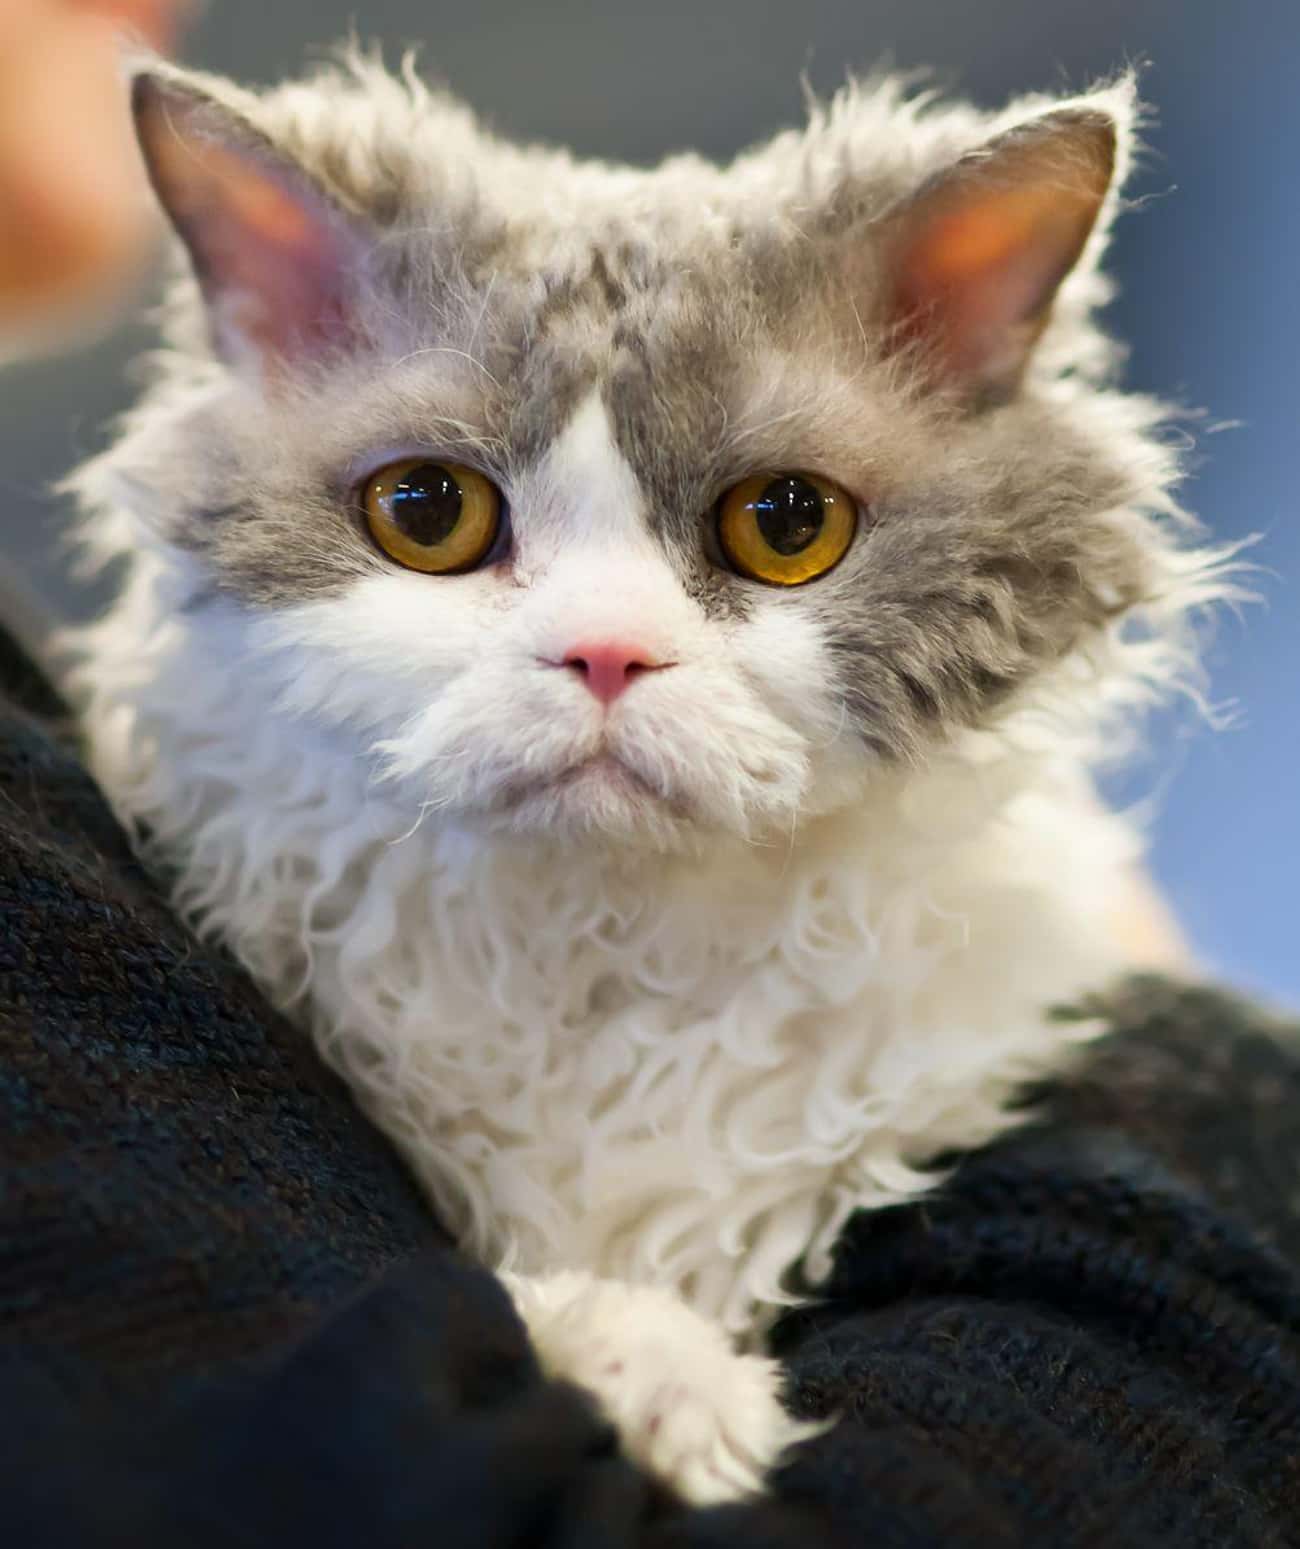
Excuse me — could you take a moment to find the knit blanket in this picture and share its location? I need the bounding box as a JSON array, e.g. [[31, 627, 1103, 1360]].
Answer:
[[2, 621, 1298, 1547]]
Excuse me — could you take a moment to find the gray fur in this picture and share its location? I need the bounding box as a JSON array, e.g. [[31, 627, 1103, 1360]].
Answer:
[[83, 53, 1207, 763]]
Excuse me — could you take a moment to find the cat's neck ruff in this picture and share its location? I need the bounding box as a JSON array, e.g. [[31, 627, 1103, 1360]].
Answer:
[[73, 565, 1146, 1333]]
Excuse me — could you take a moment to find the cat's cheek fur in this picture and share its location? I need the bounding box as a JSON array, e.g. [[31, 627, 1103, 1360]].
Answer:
[[242, 409, 847, 845], [259, 569, 835, 844]]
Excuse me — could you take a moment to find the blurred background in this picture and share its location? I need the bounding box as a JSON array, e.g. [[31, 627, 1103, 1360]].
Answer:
[[0, 0, 1295, 1001]]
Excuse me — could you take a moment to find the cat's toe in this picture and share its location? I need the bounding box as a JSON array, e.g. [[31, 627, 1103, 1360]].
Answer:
[[503, 1271, 817, 1506], [631, 1359, 815, 1506]]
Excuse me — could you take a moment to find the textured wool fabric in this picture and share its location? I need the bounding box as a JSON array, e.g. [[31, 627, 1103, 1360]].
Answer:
[[2, 620, 1299, 1547]]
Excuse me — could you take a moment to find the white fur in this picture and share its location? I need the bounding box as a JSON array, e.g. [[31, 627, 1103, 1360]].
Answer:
[[503, 1271, 823, 1504], [59, 62, 1235, 1500], [68, 432, 1155, 1333], [68, 522, 1170, 1492]]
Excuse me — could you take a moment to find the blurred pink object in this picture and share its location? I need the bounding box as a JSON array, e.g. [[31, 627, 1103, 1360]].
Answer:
[[0, 0, 188, 349]]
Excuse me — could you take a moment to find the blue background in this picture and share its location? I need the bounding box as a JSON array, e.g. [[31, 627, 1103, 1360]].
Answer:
[[1, 0, 1294, 1001]]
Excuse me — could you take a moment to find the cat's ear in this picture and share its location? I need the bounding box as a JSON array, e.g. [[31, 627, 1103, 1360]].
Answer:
[[882, 105, 1119, 400], [132, 71, 370, 375]]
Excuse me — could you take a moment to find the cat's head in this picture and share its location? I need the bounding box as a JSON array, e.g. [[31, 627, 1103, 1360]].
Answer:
[[75, 53, 1211, 849]]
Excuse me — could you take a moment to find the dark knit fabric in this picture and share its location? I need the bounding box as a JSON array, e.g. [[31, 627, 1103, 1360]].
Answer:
[[2, 621, 1298, 1547]]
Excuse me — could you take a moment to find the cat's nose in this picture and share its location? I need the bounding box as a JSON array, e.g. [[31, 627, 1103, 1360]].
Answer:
[[557, 642, 672, 705]]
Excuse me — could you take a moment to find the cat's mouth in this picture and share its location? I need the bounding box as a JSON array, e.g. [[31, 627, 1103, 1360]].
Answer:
[[492, 749, 688, 830], [503, 752, 659, 805]]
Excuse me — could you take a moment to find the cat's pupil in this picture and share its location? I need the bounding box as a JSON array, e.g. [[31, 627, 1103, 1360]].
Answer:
[[389, 464, 463, 546], [754, 477, 825, 555]]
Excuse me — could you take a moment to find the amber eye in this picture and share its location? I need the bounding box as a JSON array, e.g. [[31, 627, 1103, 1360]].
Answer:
[[361, 458, 503, 574], [716, 472, 857, 586]]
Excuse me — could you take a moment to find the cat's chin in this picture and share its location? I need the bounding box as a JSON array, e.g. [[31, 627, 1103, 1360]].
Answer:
[[481, 754, 707, 851]]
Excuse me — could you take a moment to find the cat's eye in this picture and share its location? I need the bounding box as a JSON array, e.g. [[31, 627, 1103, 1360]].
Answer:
[[715, 473, 857, 586], [361, 458, 503, 574]]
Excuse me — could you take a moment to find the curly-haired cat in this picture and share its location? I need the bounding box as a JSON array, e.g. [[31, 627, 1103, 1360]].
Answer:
[[65, 49, 1226, 1504]]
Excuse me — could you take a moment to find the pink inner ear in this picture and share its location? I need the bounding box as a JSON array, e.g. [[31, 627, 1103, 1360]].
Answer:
[[887, 111, 1116, 396], [134, 78, 362, 371]]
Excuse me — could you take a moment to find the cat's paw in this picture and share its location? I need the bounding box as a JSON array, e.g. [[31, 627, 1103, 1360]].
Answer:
[[502, 1270, 817, 1506]]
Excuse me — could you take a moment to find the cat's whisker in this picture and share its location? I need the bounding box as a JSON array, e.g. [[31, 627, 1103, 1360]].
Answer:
[[805, 702, 849, 753], [387, 799, 439, 846], [846, 293, 871, 365], [385, 344, 503, 390], [467, 271, 499, 358], [724, 404, 805, 447], [774, 807, 802, 878]]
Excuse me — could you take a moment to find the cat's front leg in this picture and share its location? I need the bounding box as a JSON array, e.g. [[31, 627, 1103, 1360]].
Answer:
[[502, 1270, 817, 1507]]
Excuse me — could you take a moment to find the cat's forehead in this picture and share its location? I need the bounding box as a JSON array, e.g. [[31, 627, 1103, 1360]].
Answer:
[[247, 71, 995, 475], [342, 206, 825, 533], [428, 231, 859, 580]]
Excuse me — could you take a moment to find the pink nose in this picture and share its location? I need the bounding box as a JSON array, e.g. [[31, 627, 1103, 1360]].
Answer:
[[560, 642, 666, 705]]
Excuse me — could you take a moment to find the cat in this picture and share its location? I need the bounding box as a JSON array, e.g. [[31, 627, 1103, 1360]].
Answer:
[[62, 47, 1228, 1504]]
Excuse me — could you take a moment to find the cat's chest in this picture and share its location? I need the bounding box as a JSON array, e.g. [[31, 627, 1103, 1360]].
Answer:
[[289, 817, 1126, 1332], [297, 836, 814, 1119], [126, 761, 1137, 1326], [306, 888, 815, 1143]]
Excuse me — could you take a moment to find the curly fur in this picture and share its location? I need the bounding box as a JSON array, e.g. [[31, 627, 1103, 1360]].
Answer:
[[64, 51, 1233, 1345]]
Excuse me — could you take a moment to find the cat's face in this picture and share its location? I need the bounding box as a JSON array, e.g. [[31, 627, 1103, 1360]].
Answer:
[[86, 60, 1170, 849]]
